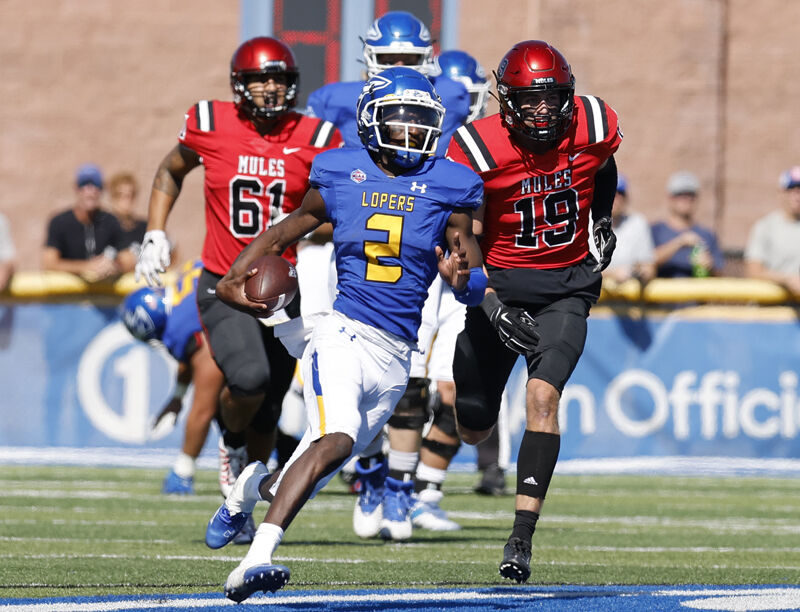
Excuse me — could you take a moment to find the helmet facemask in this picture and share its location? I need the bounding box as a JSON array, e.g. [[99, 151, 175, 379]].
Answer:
[[497, 80, 574, 142], [231, 67, 299, 121], [360, 96, 443, 170], [363, 45, 435, 78]]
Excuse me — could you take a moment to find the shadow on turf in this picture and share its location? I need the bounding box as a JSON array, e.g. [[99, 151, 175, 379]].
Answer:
[[262, 586, 629, 610]]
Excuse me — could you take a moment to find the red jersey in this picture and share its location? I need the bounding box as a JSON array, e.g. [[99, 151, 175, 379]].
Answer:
[[179, 101, 342, 275], [447, 96, 622, 270]]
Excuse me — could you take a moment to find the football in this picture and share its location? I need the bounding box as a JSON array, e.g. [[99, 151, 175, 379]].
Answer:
[[243, 255, 299, 315]]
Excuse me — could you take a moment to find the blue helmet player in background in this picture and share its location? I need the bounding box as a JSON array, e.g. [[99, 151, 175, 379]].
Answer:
[[205, 67, 488, 601], [306, 11, 469, 154], [121, 260, 226, 499], [121, 286, 169, 344], [435, 49, 491, 123]]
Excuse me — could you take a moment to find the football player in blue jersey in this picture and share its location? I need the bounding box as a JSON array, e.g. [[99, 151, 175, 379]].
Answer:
[[305, 11, 471, 539], [204, 67, 487, 601], [306, 10, 469, 154], [121, 259, 225, 497]]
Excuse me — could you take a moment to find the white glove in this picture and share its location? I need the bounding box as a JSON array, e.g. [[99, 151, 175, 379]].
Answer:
[[135, 230, 171, 286]]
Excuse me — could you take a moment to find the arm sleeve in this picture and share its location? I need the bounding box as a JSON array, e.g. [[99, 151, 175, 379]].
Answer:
[[590, 155, 618, 222]]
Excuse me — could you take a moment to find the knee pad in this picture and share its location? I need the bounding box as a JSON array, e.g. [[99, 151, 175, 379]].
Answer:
[[388, 377, 430, 430], [421, 437, 461, 460], [431, 400, 458, 438], [455, 395, 498, 433], [226, 360, 269, 397]]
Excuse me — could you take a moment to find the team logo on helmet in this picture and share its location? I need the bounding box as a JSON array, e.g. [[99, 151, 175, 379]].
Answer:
[[497, 57, 509, 78]]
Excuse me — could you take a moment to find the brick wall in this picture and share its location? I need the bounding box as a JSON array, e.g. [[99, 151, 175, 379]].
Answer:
[[3, 0, 798, 270]]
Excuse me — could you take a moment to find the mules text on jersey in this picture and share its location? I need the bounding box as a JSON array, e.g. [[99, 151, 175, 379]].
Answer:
[[237, 155, 286, 178], [520, 170, 573, 195]]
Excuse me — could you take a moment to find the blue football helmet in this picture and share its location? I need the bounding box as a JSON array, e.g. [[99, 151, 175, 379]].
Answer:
[[121, 286, 170, 342], [357, 67, 445, 170], [362, 11, 434, 78], [434, 50, 490, 123]]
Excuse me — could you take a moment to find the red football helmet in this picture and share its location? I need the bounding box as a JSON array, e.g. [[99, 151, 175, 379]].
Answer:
[[230, 37, 299, 120], [495, 40, 575, 142]]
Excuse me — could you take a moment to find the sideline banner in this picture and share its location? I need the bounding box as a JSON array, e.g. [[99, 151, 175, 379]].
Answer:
[[502, 310, 800, 462], [0, 303, 798, 461]]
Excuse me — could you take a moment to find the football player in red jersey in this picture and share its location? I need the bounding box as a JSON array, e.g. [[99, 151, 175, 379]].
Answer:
[[447, 40, 622, 583], [135, 37, 343, 513]]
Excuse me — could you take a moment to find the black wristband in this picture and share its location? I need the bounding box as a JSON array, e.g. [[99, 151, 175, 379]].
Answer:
[[479, 292, 502, 320]]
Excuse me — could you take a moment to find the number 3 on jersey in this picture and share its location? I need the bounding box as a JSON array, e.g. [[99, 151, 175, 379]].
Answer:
[[229, 176, 286, 237], [514, 188, 579, 248], [364, 213, 403, 283]]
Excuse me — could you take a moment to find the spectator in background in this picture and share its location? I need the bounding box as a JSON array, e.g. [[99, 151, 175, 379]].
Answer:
[[42, 163, 136, 281], [0, 212, 15, 292], [744, 166, 800, 295], [651, 171, 724, 278], [108, 172, 147, 254], [594, 175, 656, 284]]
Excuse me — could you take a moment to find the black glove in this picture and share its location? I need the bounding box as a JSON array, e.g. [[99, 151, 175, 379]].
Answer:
[[592, 216, 617, 272], [480, 292, 540, 354]]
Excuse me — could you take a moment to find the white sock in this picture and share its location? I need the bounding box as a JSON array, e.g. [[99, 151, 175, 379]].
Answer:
[[172, 453, 195, 479], [388, 449, 418, 477], [242, 523, 284, 567], [415, 462, 446, 486]]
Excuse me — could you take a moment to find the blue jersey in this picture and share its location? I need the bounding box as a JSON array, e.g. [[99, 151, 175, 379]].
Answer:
[[309, 147, 483, 341], [162, 259, 203, 362], [306, 76, 469, 155]]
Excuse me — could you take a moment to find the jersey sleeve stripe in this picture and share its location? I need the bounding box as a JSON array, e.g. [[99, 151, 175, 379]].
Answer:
[[580, 95, 607, 144], [311, 120, 335, 147], [195, 100, 215, 132], [453, 124, 496, 173]]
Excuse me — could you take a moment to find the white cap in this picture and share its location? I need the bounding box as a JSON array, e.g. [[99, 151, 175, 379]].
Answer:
[[667, 171, 700, 196]]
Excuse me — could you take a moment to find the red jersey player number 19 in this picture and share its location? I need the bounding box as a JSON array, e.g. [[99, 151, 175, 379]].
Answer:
[[447, 39, 622, 585]]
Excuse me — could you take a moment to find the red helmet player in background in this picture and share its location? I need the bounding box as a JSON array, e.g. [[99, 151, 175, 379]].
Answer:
[[447, 40, 622, 584], [230, 37, 300, 121], [135, 37, 342, 543]]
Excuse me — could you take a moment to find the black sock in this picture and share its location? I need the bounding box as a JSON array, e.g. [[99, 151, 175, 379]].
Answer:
[[510, 510, 539, 542], [221, 429, 245, 448], [357, 452, 384, 469], [214, 413, 245, 448], [414, 479, 441, 494], [388, 469, 414, 482]]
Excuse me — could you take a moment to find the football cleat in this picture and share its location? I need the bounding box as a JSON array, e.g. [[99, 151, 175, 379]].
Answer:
[[218, 438, 248, 498], [232, 514, 256, 545], [161, 469, 194, 495], [352, 461, 386, 538], [205, 461, 268, 549], [475, 463, 507, 496], [225, 562, 290, 603], [378, 476, 414, 541], [410, 489, 460, 531], [499, 536, 532, 583]]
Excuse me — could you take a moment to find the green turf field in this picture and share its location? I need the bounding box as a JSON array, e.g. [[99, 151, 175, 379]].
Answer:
[[2, 465, 799, 599]]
